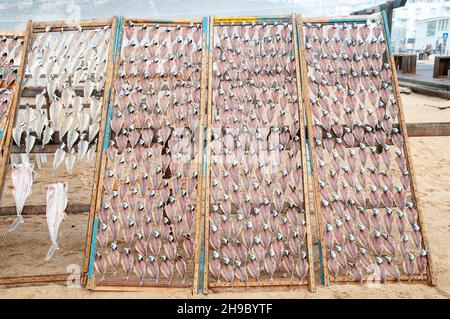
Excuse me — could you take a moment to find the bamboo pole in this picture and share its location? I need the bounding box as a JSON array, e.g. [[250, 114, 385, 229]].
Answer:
[[0, 274, 67, 286], [331, 274, 428, 283], [0, 31, 25, 38], [202, 15, 214, 295], [380, 12, 436, 286], [296, 18, 330, 286], [192, 17, 209, 296], [302, 14, 378, 24], [214, 15, 291, 24], [32, 19, 112, 32], [91, 284, 191, 292], [292, 14, 316, 293], [0, 204, 90, 215], [209, 279, 308, 288], [125, 18, 202, 26]]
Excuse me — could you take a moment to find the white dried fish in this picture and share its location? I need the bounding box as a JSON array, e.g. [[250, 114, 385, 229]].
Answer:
[[42, 125, 54, 146], [34, 110, 47, 139], [62, 87, 72, 108], [49, 101, 61, 127], [78, 112, 90, 133], [25, 133, 36, 154], [10, 162, 35, 231], [67, 129, 79, 150], [53, 143, 66, 169], [87, 141, 96, 162], [77, 138, 89, 160], [89, 97, 101, 121], [45, 182, 68, 261], [59, 113, 75, 141], [65, 149, 76, 174], [84, 80, 94, 98], [35, 92, 46, 111], [88, 121, 100, 142], [12, 125, 24, 147], [72, 96, 83, 115]]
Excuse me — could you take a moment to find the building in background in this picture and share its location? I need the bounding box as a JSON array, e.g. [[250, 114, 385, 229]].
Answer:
[[416, 16, 449, 54], [392, 0, 450, 53]]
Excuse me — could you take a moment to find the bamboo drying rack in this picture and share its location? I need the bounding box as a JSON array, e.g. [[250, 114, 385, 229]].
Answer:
[[85, 16, 208, 294], [201, 14, 316, 294], [0, 12, 438, 292], [297, 12, 436, 287], [0, 18, 116, 286]]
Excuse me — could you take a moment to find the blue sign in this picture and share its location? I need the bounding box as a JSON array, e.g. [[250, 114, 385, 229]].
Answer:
[[444, 32, 448, 39]]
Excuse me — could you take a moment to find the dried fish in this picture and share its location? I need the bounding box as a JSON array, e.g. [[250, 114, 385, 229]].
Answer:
[[10, 162, 35, 231], [45, 182, 68, 260]]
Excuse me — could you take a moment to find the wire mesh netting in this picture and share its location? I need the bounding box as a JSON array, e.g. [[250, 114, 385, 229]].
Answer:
[[0, 23, 112, 282], [92, 20, 205, 288], [301, 19, 430, 284]]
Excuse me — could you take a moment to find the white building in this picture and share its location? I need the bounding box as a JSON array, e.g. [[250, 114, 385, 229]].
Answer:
[[392, 0, 450, 52], [415, 16, 450, 53]]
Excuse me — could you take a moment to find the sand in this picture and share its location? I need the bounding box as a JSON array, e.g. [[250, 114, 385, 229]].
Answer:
[[0, 92, 449, 298]]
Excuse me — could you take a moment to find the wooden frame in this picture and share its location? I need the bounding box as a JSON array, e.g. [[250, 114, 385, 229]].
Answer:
[[86, 17, 208, 294], [0, 18, 116, 286], [297, 13, 436, 286], [201, 14, 316, 294]]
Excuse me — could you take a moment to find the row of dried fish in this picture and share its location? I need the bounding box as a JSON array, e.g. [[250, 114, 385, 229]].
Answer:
[[10, 27, 111, 174], [215, 23, 293, 43], [95, 246, 192, 285], [29, 27, 110, 86]]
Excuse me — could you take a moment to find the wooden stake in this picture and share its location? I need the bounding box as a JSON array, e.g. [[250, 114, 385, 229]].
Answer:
[[192, 17, 209, 296], [202, 15, 214, 295], [296, 17, 330, 286], [292, 14, 316, 293]]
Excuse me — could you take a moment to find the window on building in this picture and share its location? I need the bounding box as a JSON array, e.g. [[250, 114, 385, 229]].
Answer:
[[430, 8, 436, 16], [438, 19, 449, 31], [416, 8, 421, 17], [427, 21, 436, 37]]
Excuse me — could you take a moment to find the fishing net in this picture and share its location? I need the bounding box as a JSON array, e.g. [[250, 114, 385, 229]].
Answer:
[[91, 20, 205, 289], [301, 18, 432, 285], [0, 24, 113, 284]]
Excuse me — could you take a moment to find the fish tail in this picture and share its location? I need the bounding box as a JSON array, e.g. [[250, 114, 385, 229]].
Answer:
[[45, 243, 59, 261], [9, 215, 24, 232]]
